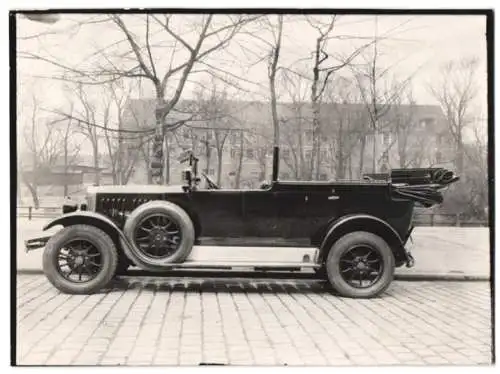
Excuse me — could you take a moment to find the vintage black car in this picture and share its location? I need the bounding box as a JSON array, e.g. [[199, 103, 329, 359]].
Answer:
[[25, 147, 458, 298]]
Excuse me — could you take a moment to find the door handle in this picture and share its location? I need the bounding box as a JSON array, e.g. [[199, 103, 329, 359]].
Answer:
[[328, 195, 340, 200]]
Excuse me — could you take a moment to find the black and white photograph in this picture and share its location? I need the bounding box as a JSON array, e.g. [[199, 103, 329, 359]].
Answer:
[[11, 5, 493, 367]]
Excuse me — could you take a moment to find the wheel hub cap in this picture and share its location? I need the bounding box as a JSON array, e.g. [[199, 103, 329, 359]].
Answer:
[[75, 256, 84, 266], [151, 229, 167, 246]]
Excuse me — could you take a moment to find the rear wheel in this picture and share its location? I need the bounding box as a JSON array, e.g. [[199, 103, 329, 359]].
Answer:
[[325, 231, 395, 298], [42, 225, 118, 294]]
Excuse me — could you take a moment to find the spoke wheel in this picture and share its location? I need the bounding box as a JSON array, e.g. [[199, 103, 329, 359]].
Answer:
[[325, 231, 395, 299], [42, 225, 118, 295], [56, 239, 104, 283], [123, 201, 195, 269], [338, 245, 384, 289], [133, 213, 182, 260]]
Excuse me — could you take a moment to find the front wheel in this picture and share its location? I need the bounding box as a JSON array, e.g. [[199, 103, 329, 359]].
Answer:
[[42, 225, 118, 294], [325, 231, 395, 298]]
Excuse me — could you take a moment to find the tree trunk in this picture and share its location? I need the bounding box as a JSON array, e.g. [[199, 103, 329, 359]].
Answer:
[[259, 149, 267, 181], [24, 182, 39, 209], [358, 135, 366, 178], [164, 133, 170, 184], [117, 129, 123, 185], [456, 133, 464, 174], [310, 101, 320, 181], [205, 141, 212, 174], [151, 90, 167, 185], [347, 153, 353, 180], [93, 143, 100, 186], [217, 148, 223, 186], [235, 131, 244, 188], [63, 143, 68, 196], [336, 123, 345, 179], [398, 132, 407, 168], [269, 15, 283, 182], [372, 130, 377, 173]]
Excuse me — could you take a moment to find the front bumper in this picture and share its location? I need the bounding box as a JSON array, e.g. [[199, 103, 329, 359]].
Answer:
[[25, 236, 51, 253]]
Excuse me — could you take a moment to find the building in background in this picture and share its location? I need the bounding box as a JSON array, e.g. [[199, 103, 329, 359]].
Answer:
[[121, 99, 453, 188]]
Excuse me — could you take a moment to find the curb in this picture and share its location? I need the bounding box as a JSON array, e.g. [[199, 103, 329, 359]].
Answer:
[[394, 273, 490, 282], [16, 268, 490, 282]]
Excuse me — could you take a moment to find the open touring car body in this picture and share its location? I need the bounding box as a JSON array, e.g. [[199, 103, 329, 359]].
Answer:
[[25, 148, 458, 298]]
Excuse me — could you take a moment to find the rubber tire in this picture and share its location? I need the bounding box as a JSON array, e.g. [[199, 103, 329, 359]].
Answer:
[[123, 201, 195, 267], [42, 225, 118, 295], [325, 231, 395, 299]]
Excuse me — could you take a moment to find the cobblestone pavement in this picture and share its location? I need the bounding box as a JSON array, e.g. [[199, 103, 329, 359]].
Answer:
[[16, 275, 492, 366]]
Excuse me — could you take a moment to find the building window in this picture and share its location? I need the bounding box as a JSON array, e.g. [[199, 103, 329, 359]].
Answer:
[[305, 130, 313, 142], [206, 131, 213, 140], [320, 150, 328, 160], [319, 173, 328, 181], [246, 148, 254, 159], [305, 150, 312, 160], [230, 148, 239, 159], [282, 149, 290, 159]]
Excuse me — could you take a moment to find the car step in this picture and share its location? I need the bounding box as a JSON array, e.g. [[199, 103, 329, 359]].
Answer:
[[147, 261, 320, 269]]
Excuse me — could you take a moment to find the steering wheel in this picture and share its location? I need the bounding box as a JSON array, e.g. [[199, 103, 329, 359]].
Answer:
[[201, 172, 220, 190]]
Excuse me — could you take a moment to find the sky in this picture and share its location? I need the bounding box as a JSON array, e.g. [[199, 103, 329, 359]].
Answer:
[[16, 12, 488, 154]]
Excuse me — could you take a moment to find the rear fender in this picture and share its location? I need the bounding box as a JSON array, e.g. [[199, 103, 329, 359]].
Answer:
[[318, 214, 409, 267]]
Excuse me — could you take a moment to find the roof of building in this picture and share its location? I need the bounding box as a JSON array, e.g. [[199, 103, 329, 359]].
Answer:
[[121, 98, 447, 136]]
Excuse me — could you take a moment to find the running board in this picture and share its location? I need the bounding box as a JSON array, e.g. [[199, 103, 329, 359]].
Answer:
[[152, 262, 320, 270], [183, 245, 320, 267]]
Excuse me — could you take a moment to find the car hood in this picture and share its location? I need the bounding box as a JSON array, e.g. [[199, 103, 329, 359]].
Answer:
[[87, 184, 185, 194]]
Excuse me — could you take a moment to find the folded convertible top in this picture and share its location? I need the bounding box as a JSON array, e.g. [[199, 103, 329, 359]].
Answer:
[[363, 167, 460, 208]]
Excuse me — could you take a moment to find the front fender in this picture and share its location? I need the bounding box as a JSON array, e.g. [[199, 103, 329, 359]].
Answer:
[[43, 211, 134, 255], [43, 211, 168, 272], [319, 214, 410, 266], [44, 211, 120, 232]]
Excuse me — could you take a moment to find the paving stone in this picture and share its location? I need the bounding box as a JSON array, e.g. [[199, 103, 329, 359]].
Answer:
[[16, 275, 492, 366]]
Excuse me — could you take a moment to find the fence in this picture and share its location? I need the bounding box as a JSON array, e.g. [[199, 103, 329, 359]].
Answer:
[[17, 206, 489, 227], [413, 213, 488, 227], [17, 206, 61, 220]]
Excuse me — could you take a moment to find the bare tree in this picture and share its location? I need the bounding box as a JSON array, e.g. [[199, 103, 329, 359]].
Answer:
[[279, 69, 312, 179], [303, 15, 370, 180], [192, 83, 234, 185], [267, 15, 284, 173], [103, 82, 141, 185], [429, 57, 480, 174], [108, 15, 259, 184], [321, 76, 367, 179], [19, 14, 259, 185], [72, 84, 102, 185], [57, 109, 81, 195], [234, 130, 245, 188], [19, 96, 74, 207]]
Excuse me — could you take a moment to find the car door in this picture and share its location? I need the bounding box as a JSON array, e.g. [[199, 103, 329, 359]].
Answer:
[[241, 183, 341, 247], [273, 186, 341, 243], [185, 190, 246, 241]]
